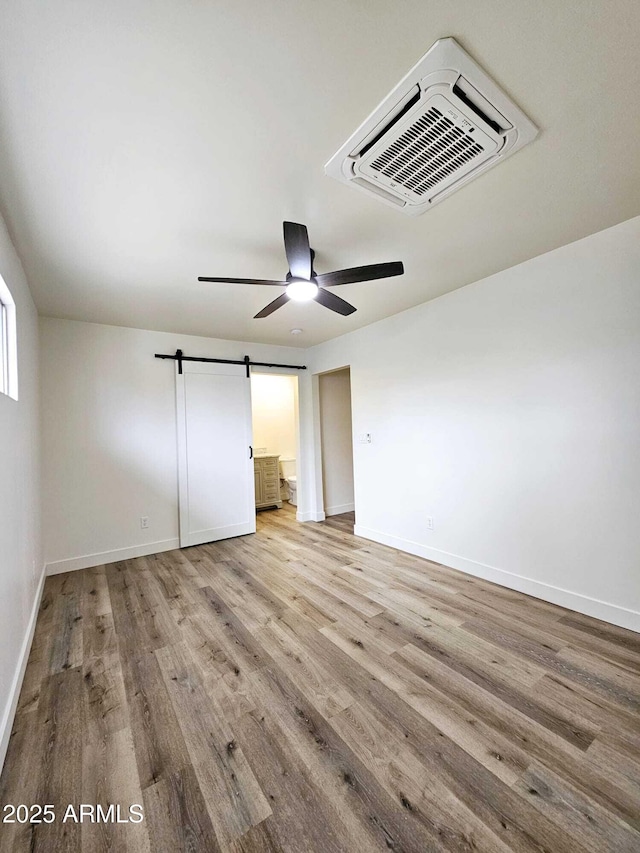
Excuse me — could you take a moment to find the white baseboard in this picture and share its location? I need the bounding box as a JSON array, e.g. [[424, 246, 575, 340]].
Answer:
[[354, 525, 640, 634], [325, 502, 355, 517], [46, 538, 180, 575], [0, 565, 46, 774], [297, 510, 326, 522]]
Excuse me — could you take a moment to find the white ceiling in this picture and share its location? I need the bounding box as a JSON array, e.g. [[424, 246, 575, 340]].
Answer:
[[1, 1, 639, 348]]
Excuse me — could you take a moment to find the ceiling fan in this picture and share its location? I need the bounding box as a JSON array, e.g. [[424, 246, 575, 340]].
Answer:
[[198, 221, 404, 318]]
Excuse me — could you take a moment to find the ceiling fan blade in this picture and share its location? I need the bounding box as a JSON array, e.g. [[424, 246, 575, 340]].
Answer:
[[314, 287, 356, 316], [198, 277, 287, 286], [283, 221, 312, 280], [254, 292, 290, 319], [315, 261, 404, 288]]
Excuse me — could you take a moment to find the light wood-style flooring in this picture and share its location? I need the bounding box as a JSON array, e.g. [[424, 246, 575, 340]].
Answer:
[[1, 505, 640, 852]]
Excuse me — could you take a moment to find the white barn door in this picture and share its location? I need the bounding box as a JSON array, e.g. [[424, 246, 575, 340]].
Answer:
[[176, 360, 256, 547]]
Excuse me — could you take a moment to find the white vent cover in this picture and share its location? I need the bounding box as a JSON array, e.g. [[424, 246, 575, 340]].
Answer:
[[325, 38, 538, 215]]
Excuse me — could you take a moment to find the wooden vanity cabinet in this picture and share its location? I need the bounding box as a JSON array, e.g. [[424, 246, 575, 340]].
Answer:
[[254, 454, 282, 510]]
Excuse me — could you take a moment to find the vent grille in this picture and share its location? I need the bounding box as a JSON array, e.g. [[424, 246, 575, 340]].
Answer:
[[353, 90, 502, 207], [325, 37, 539, 214], [369, 106, 485, 196]]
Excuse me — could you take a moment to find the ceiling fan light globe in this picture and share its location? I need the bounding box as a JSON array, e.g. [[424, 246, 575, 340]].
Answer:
[[286, 279, 318, 302]]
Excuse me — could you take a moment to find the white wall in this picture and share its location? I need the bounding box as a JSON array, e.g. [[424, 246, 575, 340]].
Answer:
[[319, 369, 354, 516], [40, 319, 309, 572], [307, 216, 640, 632], [0, 213, 42, 770], [251, 373, 297, 459]]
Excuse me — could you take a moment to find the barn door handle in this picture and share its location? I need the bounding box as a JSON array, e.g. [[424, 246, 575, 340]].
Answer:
[[249, 446, 253, 459]]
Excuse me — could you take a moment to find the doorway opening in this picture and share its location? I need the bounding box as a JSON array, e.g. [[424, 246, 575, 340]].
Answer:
[[250, 372, 300, 518], [318, 367, 355, 525]]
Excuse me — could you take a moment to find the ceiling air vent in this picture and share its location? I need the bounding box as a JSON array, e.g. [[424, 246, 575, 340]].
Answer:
[[325, 38, 538, 215]]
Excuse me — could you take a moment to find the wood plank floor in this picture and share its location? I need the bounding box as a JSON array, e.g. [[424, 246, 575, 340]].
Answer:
[[2, 505, 640, 852]]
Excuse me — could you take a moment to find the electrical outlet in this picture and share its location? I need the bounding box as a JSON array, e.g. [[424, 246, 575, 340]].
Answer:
[[140, 516, 149, 529], [427, 516, 434, 530], [358, 433, 372, 444]]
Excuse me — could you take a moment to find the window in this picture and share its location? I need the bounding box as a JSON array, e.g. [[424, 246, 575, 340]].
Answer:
[[0, 274, 17, 400]]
